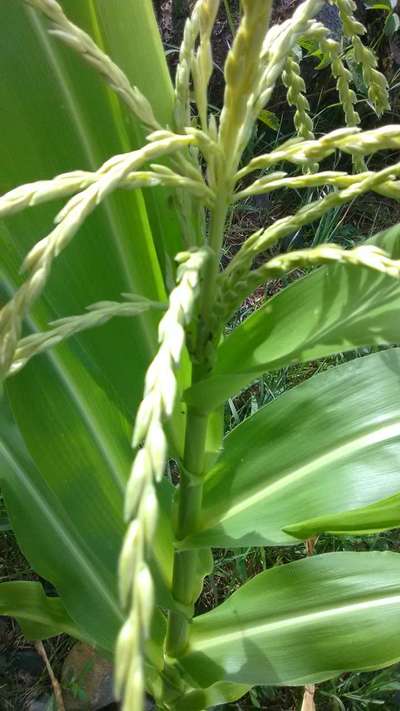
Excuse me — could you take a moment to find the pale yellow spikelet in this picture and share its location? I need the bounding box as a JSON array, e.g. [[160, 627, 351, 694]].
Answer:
[[174, 0, 203, 130], [124, 452, 151, 523], [221, 155, 400, 317], [0, 131, 211, 224], [24, 0, 159, 130], [220, 238, 400, 321], [255, 0, 323, 116], [234, 170, 349, 202], [219, 0, 273, 173], [263, 242, 400, 276], [0, 133, 196, 378], [0, 169, 157, 222], [118, 521, 142, 608], [332, 0, 390, 116], [6, 297, 163, 378], [282, 51, 315, 142], [246, 158, 400, 256], [308, 22, 360, 128], [174, 0, 219, 131], [235, 125, 400, 180], [236, 168, 400, 203], [0, 171, 92, 219], [191, 0, 220, 130], [114, 615, 139, 698], [334, 0, 365, 36], [352, 35, 390, 117], [116, 247, 212, 711]]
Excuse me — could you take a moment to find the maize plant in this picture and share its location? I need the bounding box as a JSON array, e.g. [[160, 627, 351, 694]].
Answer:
[[2, 0, 400, 709]]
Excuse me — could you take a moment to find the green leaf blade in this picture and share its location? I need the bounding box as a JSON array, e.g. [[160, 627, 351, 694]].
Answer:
[[284, 492, 400, 539], [178, 552, 400, 688], [0, 0, 182, 652], [0, 397, 174, 652], [0, 581, 85, 641], [186, 225, 400, 411], [184, 350, 400, 549]]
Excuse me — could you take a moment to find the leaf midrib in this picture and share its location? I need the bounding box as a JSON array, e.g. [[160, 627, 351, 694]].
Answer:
[[28, 10, 159, 358], [2, 272, 128, 494], [192, 591, 400, 651], [211, 419, 400, 525]]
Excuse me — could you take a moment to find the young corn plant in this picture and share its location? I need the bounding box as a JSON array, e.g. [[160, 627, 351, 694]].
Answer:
[[2, 1, 400, 710]]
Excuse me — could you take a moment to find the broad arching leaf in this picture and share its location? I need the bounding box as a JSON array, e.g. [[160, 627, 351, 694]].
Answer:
[[186, 225, 400, 411], [284, 491, 400, 539], [0, 396, 174, 652], [0, 0, 181, 650], [178, 552, 400, 689], [183, 349, 400, 548], [0, 581, 85, 642]]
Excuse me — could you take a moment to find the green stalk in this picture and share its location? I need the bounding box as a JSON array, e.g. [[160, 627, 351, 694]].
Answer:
[[165, 405, 209, 656], [166, 195, 228, 658]]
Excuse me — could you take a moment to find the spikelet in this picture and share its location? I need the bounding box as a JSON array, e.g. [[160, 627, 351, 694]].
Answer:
[[174, 0, 220, 131], [219, 238, 400, 322], [307, 21, 360, 129], [174, 0, 203, 130], [0, 162, 211, 223], [333, 0, 365, 36], [219, 0, 273, 174], [7, 297, 164, 377], [263, 242, 400, 276], [332, 0, 390, 116], [234, 170, 360, 201], [0, 171, 93, 219], [254, 0, 323, 116], [242, 158, 400, 258], [221, 155, 400, 318], [235, 168, 400, 203], [191, 1, 220, 131], [281, 48, 317, 173], [24, 0, 159, 130], [319, 30, 364, 172], [244, 242, 400, 296], [0, 133, 195, 378], [352, 35, 390, 117], [116, 247, 211, 711], [235, 125, 400, 179], [282, 50, 315, 142]]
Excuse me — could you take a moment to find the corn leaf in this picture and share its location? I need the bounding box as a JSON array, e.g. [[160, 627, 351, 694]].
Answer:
[[0, 0, 182, 651], [0, 0, 173, 416], [178, 552, 400, 688], [183, 350, 400, 548], [174, 681, 251, 710], [0, 581, 86, 641], [284, 491, 400, 539], [0, 400, 174, 651], [186, 224, 400, 411]]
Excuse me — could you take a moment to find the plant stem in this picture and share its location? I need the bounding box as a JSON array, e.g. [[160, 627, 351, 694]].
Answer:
[[166, 405, 209, 657], [209, 188, 229, 255], [176, 410, 208, 538], [166, 177, 228, 659]]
